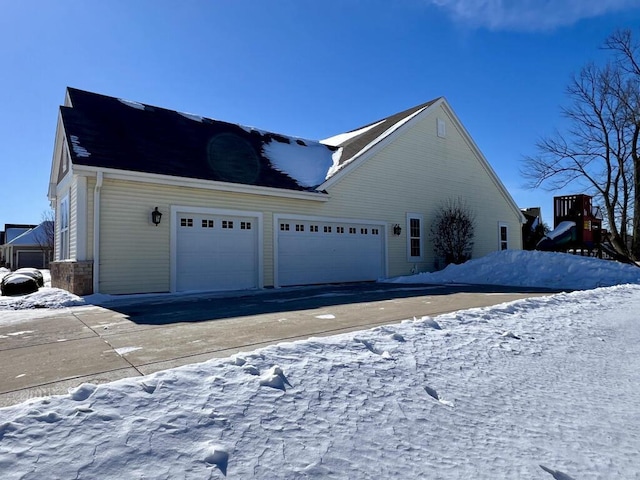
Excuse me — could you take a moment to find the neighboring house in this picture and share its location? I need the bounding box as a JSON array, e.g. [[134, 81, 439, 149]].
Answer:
[[0, 222, 52, 269], [47, 87, 524, 295]]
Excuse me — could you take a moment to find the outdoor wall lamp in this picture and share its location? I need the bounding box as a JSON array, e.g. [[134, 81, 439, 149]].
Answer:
[[151, 207, 163, 226], [393, 224, 402, 236]]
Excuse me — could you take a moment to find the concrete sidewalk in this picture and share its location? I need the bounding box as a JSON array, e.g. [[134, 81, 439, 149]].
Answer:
[[0, 285, 552, 408]]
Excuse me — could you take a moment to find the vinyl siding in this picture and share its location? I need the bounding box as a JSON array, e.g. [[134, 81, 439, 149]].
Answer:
[[96, 178, 320, 293]]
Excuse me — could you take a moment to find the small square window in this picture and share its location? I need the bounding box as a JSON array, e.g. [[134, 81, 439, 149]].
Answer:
[[360, 228, 368, 235], [295, 224, 304, 232], [181, 218, 193, 227], [336, 226, 344, 234], [349, 227, 356, 234], [324, 226, 332, 233], [280, 223, 290, 231], [310, 225, 318, 232], [241, 221, 251, 230], [222, 220, 234, 229], [372, 228, 379, 235], [202, 219, 214, 228]]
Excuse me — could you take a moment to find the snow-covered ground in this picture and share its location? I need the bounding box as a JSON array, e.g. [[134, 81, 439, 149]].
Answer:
[[0, 251, 639, 478]]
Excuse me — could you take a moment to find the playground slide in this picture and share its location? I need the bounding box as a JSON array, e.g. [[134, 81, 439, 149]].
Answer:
[[536, 221, 577, 251]]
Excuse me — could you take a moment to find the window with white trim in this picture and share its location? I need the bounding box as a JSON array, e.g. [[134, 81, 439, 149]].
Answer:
[[499, 223, 509, 250], [59, 195, 70, 260], [407, 213, 424, 261]]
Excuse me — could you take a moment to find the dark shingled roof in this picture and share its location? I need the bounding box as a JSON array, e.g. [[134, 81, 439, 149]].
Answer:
[[61, 88, 337, 192], [324, 98, 440, 168]]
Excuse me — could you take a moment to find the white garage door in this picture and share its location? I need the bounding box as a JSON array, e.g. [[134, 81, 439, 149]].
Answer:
[[176, 211, 259, 292], [277, 218, 385, 287]]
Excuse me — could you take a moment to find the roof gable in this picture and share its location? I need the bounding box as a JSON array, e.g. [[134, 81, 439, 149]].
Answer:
[[61, 88, 337, 192], [3, 224, 38, 244], [6, 222, 53, 246], [321, 98, 440, 176]]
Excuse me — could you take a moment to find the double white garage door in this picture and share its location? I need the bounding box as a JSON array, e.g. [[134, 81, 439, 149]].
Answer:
[[175, 210, 385, 292]]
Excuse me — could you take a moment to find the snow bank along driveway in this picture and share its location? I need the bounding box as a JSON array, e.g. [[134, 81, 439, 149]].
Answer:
[[1, 284, 638, 478]]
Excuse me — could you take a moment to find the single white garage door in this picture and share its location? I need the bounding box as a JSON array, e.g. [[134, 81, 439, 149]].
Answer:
[[176, 211, 259, 292], [277, 218, 385, 286]]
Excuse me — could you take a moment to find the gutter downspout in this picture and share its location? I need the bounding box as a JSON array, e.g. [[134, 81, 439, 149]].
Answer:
[[93, 171, 103, 294]]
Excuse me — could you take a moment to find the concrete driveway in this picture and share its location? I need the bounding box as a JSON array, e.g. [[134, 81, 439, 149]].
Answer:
[[0, 282, 557, 408]]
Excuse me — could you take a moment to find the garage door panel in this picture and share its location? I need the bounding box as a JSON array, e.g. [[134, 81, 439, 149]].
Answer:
[[277, 219, 384, 287], [176, 212, 258, 292]]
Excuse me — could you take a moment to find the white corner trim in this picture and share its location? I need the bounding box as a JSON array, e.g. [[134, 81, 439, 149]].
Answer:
[[92, 171, 103, 294]]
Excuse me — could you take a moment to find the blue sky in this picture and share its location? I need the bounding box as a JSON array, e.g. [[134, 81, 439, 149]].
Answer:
[[1, 0, 640, 230]]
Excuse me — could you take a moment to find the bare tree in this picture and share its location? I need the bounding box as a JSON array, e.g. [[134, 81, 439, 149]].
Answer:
[[35, 210, 55, 267], [522, 29, 640, 258], [603, 29, 640, 258], [430, 198, 475, 266]]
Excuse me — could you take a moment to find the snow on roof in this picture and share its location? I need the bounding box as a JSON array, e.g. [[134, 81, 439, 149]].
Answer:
[[262, 138, 335, 188], [321, 120, 385, 147], [323, 105, 430, 178], [117, 98, 146, 110], [70, 135, 91, 158], [177, 111, 204, 123]]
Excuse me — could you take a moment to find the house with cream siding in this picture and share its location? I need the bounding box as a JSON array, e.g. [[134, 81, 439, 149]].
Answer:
[[47, 88, 523, 295]]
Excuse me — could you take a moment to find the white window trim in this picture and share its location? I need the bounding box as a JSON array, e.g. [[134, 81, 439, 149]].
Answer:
[[406, 213, 424, 262], [498, 222, 509, 250]]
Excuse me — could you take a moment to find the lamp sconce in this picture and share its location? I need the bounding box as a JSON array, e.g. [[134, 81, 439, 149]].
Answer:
[[151, 207, 163, 226], [393, 224, 402, 236]]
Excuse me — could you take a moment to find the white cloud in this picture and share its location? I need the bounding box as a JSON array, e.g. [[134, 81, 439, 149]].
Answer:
[[427, 0, 640, 31]]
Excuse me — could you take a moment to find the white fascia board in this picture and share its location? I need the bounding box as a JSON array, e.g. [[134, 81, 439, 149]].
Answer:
[[439, 101, 525, 223], [318, 99, 442, 190], [73, 165, 329, 202]]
